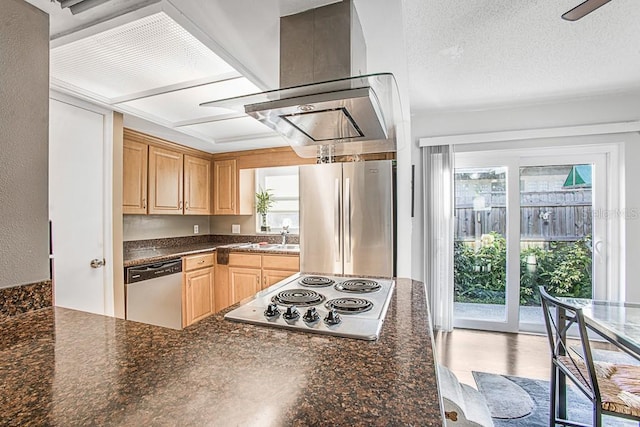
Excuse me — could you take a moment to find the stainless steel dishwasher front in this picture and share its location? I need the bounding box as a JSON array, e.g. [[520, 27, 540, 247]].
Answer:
[[125, 259, 183, 329]]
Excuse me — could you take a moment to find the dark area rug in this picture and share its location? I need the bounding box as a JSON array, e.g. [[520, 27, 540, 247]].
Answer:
[[473, 372, 637, 426]]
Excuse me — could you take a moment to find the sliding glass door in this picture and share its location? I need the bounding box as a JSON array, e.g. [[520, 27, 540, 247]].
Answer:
[[453, 150, 609, 333], [453, 166, 510, 325], [453, 157, 520, 332]]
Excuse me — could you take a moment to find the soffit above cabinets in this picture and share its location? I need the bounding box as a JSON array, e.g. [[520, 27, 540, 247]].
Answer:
[[49, 10, 278, 148]]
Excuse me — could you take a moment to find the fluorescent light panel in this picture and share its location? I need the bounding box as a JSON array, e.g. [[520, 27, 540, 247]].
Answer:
[[51, 12, 235, 100]]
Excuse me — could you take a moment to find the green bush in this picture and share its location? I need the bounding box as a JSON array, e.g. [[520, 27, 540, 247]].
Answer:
[[454, 232, 592, 306]]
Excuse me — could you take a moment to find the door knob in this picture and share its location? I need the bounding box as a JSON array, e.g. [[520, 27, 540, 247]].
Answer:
[[90, 258, 106, 268]]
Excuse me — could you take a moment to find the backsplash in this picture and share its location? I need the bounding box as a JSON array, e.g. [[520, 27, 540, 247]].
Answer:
[[124, 214, 294, 241], [124, 234, 299, 251], [209, 214, 257, 235], [123, 215, 211, 241]]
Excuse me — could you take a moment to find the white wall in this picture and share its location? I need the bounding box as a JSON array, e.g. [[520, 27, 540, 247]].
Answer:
[[355, 0, 419, 279], [413, 95, 640, 302], [412, 87, 640, 301], [0, 0, 49, 289], [623, 140, 640, 302], [412, 90, 640, 139]]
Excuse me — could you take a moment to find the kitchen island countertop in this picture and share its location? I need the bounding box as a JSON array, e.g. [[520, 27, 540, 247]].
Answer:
[[0, 278, 443, 426]]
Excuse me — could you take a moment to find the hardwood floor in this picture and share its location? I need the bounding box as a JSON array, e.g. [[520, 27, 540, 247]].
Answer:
[[435, 328, 619, 387], [434, 329, 553, 386]]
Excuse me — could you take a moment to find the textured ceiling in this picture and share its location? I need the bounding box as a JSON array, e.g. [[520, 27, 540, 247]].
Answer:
[[404, 0, 640, 113], [26, 0, 640, 150]]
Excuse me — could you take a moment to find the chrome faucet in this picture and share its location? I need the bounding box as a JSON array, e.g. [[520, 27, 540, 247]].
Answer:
[[280, 225, 289, 245]]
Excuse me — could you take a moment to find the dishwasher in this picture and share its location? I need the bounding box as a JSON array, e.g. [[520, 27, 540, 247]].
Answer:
[[125, 258, 183, 330]]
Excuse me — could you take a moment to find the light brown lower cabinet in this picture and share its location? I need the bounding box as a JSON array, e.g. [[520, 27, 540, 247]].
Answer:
[[229, 267, 261, 304], [213, 252, 300, 312], [262, 270, 294, 289], [261, 254, 299, 290], [214, 261, 230, 313], [183, 253, 214, 327]]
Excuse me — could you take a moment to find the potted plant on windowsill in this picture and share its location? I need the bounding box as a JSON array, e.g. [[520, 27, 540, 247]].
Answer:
[[255, 187, 274, 232]]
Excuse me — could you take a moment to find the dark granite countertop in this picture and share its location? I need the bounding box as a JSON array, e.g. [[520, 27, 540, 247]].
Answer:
[[124, 242, 300, 267], [123, 241, 228, 267], [0, 278, 443, 426]]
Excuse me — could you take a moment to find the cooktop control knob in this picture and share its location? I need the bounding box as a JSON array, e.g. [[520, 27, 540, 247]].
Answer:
[[302, 307, 320, 323], [264, 303, 280, 319], [324, 309, 341, 325], [283, 305, 300, 321]]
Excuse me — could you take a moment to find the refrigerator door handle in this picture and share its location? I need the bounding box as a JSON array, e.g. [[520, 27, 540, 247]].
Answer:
[[345, 177, 351, 264], [334, 178, 341, 263]]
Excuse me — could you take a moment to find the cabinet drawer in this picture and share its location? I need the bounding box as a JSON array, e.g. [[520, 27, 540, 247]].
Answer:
[[184, 253, 214, 271], [262, 255, 299, 271], [228, 253, 262, 268]]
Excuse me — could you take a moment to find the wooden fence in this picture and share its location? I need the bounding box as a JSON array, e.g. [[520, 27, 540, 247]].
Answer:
[[455, 190, 592, 241]]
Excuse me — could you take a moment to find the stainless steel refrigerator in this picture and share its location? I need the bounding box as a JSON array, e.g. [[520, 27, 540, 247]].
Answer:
[[299, 160, 394, 277]]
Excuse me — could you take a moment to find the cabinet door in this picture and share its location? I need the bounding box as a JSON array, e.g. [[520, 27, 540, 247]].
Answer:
[[122, 138, 148, 214], [214, 263, 230, 313], [229, 267, 260, 304], [184, 155, 211, 215], [184, 267, 214, 326], [262, 255, 299, 271], [214, 159, 237, 215], [262, 269, 295, 289], [149, 146, 183, 215]]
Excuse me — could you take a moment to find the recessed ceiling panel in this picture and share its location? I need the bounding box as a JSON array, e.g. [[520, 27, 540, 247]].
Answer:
[[181, 117, 274, 142], [51, 12, 235, 100], [118, 78, 260, 123]]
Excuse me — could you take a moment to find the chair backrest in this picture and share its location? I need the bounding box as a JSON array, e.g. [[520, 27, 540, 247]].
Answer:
[[539, 286, 600, 400]]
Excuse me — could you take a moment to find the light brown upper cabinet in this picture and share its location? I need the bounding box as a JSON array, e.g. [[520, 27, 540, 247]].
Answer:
[[122, 137, 148, 214], [214, 159, 237, 215], [148, 146, 184, 215], [184, 154, 211, 215], [123, 129, 213, 216]]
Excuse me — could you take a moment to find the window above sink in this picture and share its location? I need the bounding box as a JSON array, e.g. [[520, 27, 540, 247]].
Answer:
[[254, 166, 299, 234]]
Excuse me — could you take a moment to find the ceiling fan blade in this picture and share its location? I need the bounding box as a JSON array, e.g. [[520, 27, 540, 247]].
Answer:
[[562, 0, 613, 21]]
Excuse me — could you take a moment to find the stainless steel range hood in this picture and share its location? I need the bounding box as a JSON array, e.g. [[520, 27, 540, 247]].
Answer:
[[200, 1, 402, 158]]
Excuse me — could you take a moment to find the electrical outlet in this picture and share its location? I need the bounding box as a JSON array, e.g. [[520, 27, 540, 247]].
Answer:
[[232, 224, 240, 234], [193, 225, 199, 234]]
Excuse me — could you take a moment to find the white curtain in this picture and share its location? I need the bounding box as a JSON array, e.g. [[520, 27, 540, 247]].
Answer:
[[423, 145, 454, 331]]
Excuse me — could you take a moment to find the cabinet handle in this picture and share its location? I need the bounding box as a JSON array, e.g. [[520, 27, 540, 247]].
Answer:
[[142, 198, 146, 209], [186, 201, 189, 210], [179, 200, 183, 209], [198, 260, 205, 264]]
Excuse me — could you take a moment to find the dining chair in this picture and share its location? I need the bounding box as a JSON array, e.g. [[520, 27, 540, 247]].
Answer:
[[539, 286, 640, 427]]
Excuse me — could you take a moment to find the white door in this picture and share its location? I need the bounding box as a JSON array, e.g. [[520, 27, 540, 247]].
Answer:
[[49, 98, 111, 315]]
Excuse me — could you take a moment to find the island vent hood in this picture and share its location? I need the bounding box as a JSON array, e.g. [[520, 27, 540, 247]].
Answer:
[[201, 0, 402, 158]]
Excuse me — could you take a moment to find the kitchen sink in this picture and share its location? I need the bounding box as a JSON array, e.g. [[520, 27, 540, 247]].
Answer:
[[234, 243, 299, 251], [272, 244, 299, 250]]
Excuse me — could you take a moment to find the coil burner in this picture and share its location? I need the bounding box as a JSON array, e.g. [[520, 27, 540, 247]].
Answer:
[[298, 276, 335, 288], [325, 297, 374, 314], [335, 279, 381, 293], [272, 289, 326, 307]]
